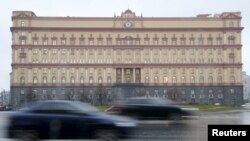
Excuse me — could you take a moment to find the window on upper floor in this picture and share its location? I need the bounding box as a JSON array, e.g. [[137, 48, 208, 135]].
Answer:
[[228, 39, 235, 45], [61, 39, 66, 45], [21, 21, 26, 27], [52, 39, 57, 45], [20, 76, 25, 84], [21, 39, 26, 45], [229, 21, 234, 27], [216, 38, 222, 45], [43, 39, 48, 45], [33, 40, 38, 45]]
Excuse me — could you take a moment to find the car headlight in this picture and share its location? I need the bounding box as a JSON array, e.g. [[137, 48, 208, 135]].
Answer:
[[114, 122, 137, 127]]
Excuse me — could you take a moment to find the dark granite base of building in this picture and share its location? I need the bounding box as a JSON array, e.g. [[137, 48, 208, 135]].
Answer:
[[11, 85, 243, 109]]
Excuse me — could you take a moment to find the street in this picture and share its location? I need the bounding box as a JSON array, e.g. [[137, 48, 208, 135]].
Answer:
[[1, 110, 250, 141]]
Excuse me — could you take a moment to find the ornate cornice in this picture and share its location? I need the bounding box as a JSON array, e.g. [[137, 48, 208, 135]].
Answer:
[[11, 63, 243, 68], [10, 27, 244, 32]]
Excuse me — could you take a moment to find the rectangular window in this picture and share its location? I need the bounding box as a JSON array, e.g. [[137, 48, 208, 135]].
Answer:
[[21, 21, 26, 27], [43, 40, 48, 45], [229, 39, 235, 45], [229, 58, 235, 64], [33, 40, 38, 45], [89, 68, 94, 74], [70, 40, 75, 45], [21, 58, 25, 63], [107, 40, 112, 45], [61, 39, 66, 45], [79, 39, 85, 45], [162, 40, 168, 45], [21, 48, 25, 53], [216, 39, 222, 45], [52, 40, 57, 45], [21, 40, 26, 45], [89, 40, 94, 45]]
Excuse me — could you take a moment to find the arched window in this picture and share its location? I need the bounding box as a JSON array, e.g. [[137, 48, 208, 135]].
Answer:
[[190, 76, 195, 83], [33, 77, 38, 84], [52, 76, 56, 84], [145, 76, 150, 83], [172, 76, 177, 83], [181, 76, 186, 83], [163, 77, 168, 83], [230, 76, 235, 83], [70, 76, 75, 84], [107, 76, 112, 83], [199, 76, 204, 83], [61, 76, 66, 84], [98, 77, 103, 83], [154, 76, 158, 83], [43, 76, 47, 84], [217, 76, 223, 84], [80, 76, 84, 84], [20, 76, 25, 84], [208, 76, 213, 83], [89, 76, 94, 84]]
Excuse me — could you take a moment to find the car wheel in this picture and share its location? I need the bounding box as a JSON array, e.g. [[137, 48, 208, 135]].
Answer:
[[94, 130, 119, 141], [15, 131, 39, 141]]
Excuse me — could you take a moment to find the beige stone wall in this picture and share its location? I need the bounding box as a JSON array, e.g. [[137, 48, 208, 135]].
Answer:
[[11, 11, 243, 86]]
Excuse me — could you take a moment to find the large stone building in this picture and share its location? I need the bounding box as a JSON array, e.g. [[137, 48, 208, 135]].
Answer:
[[10, 9, 243, 107], [243, 72, 250, 102]]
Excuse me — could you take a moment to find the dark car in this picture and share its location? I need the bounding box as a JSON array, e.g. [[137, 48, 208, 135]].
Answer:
[[105, 97, 199, 120], [7, 100, 137, 141]]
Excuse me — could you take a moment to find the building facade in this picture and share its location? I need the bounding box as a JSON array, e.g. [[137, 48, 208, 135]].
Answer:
[[243, 72, 250, 102], [10, 10, 243, 108]]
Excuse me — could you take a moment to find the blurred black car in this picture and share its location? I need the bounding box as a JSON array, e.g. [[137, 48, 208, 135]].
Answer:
[[105, 97, 199, 120], [7, 100, 137, 141]]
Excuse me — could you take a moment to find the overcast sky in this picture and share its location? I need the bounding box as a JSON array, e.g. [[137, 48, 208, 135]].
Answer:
[[1, 0, 249, 90]]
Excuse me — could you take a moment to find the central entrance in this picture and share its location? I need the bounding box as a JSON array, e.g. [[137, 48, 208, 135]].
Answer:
[[116, 68, 141, 83]]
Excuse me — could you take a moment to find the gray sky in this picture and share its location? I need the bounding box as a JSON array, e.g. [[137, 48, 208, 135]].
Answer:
[[1, 0, 249, 90]]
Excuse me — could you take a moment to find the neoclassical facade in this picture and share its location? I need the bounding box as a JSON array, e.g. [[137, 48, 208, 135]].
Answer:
[[10, 9, 243, 107]]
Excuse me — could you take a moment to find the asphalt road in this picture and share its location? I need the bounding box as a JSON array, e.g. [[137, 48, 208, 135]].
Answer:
[[1, 110, 250, 141]]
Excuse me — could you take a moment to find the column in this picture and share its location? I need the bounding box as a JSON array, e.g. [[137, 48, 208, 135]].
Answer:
[[121, 68, 124, 83], [133, 68, 136, 83]]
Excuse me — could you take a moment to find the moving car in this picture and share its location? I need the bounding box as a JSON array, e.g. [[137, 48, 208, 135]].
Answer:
[[241, 103, 250, 108], [105, 97, 199, 120], [7, 100, 137, 141]]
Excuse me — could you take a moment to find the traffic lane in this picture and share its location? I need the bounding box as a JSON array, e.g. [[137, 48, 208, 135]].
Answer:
[[1, 111, 250, 141]]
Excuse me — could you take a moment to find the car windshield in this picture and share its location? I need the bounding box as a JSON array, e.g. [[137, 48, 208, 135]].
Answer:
[[70, 102, 99, 113]]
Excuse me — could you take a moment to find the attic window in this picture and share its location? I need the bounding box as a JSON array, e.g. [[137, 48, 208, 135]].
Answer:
[[21, 21, 26, 27], [229, 21, 234, 27]]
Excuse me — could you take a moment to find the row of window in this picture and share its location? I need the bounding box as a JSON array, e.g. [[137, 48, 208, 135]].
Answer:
[[18, 67, 236, 75], [29, 48, 232, 55], [19, 34, 237, 46], [28, 58, 226, 64], [20, 76, 112, 84], [19, 75, 236, 84]]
